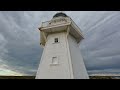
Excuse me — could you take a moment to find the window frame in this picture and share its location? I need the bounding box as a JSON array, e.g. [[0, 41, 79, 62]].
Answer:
[[53, 37, 60, 44], [54, 38, 59, 43], [50, 56, 59, 66]]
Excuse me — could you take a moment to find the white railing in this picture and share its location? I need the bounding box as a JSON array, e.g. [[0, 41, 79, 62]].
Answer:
[[41, 17, 83, 35], [41, 17, 71, 28], [41, 21, 50, 27]]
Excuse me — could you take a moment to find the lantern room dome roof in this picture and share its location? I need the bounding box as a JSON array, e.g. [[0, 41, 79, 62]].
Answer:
[[53, 12, 68, 18]]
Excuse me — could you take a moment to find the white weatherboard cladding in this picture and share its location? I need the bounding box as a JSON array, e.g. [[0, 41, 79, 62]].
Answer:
[[36, 15, 89, 79], [68, 35, 89, 79], [36, 31, 89, 79], [36, 32, 73, 79]]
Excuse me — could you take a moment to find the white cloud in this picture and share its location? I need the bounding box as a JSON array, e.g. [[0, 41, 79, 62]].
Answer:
[[0, 33, 8, 58], [0, 68, 24, 76], [0, 58, 24, 76]]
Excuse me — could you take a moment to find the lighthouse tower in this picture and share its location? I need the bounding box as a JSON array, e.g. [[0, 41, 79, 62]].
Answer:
[[36, 12, 89, 79]]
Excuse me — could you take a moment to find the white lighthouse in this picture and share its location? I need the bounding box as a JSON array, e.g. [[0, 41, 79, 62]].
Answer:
[[36, 12, 89, 79]]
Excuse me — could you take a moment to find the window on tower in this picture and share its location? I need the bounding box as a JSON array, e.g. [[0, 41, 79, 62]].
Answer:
[[50, 57, 59, 65], [54, 38, 58, 43]]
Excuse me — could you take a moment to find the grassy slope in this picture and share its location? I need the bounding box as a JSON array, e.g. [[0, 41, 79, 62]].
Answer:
[[0, 76, 35, 79], [0, 76, 118, 79]]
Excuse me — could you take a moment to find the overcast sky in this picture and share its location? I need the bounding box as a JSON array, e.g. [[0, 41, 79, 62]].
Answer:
[[0, 11, 120, 76]]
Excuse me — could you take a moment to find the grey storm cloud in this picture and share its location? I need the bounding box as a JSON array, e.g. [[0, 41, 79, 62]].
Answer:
[[0, 11, 120, 75]]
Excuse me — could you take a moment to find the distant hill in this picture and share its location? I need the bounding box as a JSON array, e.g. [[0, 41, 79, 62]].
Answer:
[[89, 73, 120, 76], [0, 76, 119, 79], [0, 76, 35, 79]]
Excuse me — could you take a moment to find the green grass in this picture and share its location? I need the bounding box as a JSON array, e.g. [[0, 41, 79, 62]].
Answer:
[[89, 76, 113, 79], [0, 76, 118, 79], [0, 76, 35, 79]]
